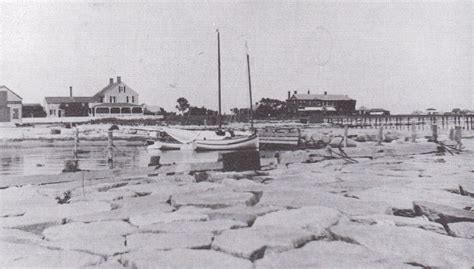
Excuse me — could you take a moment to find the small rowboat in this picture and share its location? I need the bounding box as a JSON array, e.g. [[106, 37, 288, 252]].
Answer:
[[192, 134, 259, 151], [146, 141, 193, 151]]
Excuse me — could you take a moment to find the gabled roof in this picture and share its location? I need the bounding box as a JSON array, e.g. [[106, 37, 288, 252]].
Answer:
[[0, 85, 23, 100], [94, 82, 120, 98], [292, 93, 354, 101], [44, 96, 98, 104]]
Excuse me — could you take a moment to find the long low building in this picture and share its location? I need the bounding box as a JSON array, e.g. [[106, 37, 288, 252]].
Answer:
[[286, 90, 356, 115]]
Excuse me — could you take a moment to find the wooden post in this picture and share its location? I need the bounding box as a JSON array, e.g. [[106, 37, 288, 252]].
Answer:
[[449, 127, 455, 141], [73, 127, 79, 160], [411, 122, 416, 143], [107, 130, 114, 165], [343, 124, 348, 147], [431, 124, 438, 142], [455, 126, 462, 150], [377, 126, 383, 146]]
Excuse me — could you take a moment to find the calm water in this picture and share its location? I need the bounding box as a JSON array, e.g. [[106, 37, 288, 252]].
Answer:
[[0, 141, 221, 176]]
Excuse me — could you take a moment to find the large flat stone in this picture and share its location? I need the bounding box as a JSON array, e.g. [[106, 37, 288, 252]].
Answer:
[[0, 241, 103, 267], [353, 186, 474, 210], [140, 219, 247, 234], [170, 189, 257, 209], [1, 200, 111, 229], [330, 223, 474, 267], [255, 240, 411, 269], [42, 220, 137, 256], [258, 189, 391, 216], [350, 214, 447, 234], [206, 205, 282, 226], [253, 206, 342, 237], [0, 227, 45, 244], [211, 226, 314, 260], [413, 200, 474, 223], [129, 210, 209, 227], [120, 249, 253, 269], [448, 222, 474, 239], [127, 232, 213, 250]]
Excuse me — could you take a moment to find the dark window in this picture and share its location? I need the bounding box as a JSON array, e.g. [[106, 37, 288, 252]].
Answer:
[[109, 96, 112, 103], [12, 109, 19, 119], [113, 97, 116, 103], [111, 107, 120, 114], [132, 96, 135, 103], [132, 107, 142, 114], [121, 107, 131, 114], [96, 107, 109, 114], [126, 96, 129, 103], [124, 86, 126, 93], [100, 97, 104, 103]]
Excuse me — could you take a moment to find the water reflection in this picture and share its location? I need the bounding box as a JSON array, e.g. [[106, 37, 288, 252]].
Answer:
[[0, 143, 220, 176]]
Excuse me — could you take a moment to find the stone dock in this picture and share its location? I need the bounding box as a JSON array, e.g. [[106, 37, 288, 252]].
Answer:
[[1, 140, 473, 268]]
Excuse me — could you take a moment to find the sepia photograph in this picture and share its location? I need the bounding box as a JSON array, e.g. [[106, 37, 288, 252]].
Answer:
[[0, 0, 473, 268]]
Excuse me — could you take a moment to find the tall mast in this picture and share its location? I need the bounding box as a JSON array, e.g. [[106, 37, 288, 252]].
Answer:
[[217, 29, 222, 130], [246, 42, 254, 130]]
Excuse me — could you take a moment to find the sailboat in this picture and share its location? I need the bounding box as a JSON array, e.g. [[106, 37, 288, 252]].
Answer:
[[191, 29, 258, 151], [145, 29, 258, 151]]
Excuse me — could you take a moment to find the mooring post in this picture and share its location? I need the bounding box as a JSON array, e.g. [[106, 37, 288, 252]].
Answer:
[[107, 130, 114, 164], [73, 127, 79, 160], [431, 124, 438, 143], [449, 127, 455, 141], [343, 124, 348, 147], [411, 122, 416, 143], [454, 126, 462, 150], [377, 126, 383, 146]]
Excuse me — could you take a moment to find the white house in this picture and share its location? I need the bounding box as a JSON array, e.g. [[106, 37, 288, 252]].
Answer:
[[91, 76, 143, 116], [0, 85, 22, 124]]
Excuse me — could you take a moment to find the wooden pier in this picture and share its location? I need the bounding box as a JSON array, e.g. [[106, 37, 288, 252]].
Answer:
[[323, 114, 474, 130]]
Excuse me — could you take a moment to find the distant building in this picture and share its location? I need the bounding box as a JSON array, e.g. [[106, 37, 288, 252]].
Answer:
[[358, 106, 390, 116], [22, 103, 47, 118], [426, 108, 438, 115], [0, 85, 23, 124], [44, 91, 97, 117], [287, 90, 356, 115], [43, 76, 143, 117]]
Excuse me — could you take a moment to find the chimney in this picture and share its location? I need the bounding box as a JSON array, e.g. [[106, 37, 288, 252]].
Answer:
[[307, 90, 310, 94], [324, 91, 327, 95], [69, 86, 73, 97], [117, 76, 121, 84], [109, 78, 114, 85], [294, 90, 297, 94], [287, 91, 291, 100]]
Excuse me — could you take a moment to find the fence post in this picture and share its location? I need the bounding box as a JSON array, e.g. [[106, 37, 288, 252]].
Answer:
[[377, 126, 383, 146], [411, 122, 416, 143], [454, 126, 462, 150], [431, 124, 438, 143], [73, 127, 79, 160], [343, 124, 348, 147], [107, 130, 114, 165]]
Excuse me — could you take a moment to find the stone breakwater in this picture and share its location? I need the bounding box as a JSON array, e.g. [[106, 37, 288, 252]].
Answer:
[[1, 141, 474, 268]]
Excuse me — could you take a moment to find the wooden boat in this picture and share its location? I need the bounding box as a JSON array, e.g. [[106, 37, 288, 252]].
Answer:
[[193, 133, 259, 151], [146, 140, 182, 150]]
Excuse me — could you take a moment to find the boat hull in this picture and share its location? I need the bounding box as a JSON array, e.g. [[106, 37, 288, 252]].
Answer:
[[147, 141, 182, 150], [193, 134, 259, 151]]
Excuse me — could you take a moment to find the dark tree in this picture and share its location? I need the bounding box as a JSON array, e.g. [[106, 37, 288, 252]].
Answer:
[[254, 98, 288, 118], [176, 97, 190, 113]]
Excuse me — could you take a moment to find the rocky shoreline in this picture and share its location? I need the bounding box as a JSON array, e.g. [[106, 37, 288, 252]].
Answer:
[[1, 138, 473, 268]]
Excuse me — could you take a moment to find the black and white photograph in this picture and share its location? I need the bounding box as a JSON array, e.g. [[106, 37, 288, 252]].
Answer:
[[0, 0, 473, 268]]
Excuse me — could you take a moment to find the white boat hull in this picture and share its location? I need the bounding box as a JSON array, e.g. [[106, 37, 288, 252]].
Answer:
[[193, 134, 259, 151]]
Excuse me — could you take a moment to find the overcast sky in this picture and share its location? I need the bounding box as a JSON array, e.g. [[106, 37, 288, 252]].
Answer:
[[1, 1, 472, 113]]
